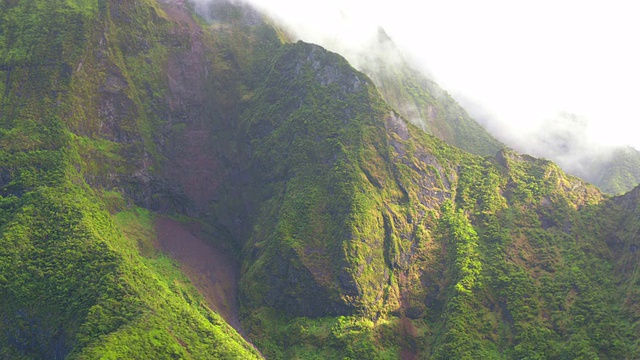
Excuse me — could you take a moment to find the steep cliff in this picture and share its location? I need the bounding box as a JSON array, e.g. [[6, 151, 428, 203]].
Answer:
[[0, 0, 263, 358], [232, 39, 635, 358], [1, 0, 639, 359]]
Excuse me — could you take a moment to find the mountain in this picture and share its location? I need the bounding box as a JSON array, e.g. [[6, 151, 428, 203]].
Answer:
[[1, 0, 639, 359], [0, 0, 264, 358], [353, 28, 504, 157], [508, 112, 640, 195], [590, 146, 640, 194]]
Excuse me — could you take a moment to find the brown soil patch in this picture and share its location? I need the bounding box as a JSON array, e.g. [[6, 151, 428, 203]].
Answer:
[[155, 216, 242, 332]]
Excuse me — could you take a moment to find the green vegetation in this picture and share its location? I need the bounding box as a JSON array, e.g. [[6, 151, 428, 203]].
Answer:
[[0, 0, 263, 358], [2, 0, 640, 358], [233, 35, 638, 358], [590, 146, 640, 194], [0, 131, 259, 358], [358, 31, 503, 157], [243, 309, 402, 359]]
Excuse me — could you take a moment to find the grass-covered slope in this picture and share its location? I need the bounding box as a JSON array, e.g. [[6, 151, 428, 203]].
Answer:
[[233, 39, 638, 359], [0, 0, 261, 358], [2, 0, 640, 359]]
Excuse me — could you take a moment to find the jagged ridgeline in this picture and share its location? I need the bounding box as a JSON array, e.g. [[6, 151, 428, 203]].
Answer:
[[1, 0, 639, 359]]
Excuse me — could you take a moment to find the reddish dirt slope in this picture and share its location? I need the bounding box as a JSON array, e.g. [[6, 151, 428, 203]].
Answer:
[[155, 1, 245, 336], [155, 216, 242, 332]]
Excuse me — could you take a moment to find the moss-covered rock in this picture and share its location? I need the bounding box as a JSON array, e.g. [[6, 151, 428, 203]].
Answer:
[[1, 0, 639, 359]]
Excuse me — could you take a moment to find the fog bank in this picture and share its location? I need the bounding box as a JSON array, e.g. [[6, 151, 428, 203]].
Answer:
[[188, 0, 640, 185]]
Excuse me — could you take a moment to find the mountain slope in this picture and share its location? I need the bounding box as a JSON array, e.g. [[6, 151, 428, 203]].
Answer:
[[588, 146, 640, 194], [1, 0, 639, 359], [353, 30, 640, 195], [355, 29, 504, 157], [513, 113, 640, 194], [230, 37, 635, 359], [0, 0, 262, 358]]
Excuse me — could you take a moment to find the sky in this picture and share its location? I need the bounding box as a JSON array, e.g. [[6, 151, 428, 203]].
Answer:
[[233, 0, 640, 152]]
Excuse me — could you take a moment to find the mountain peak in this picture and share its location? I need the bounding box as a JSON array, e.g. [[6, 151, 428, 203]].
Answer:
[[1, 1, 638, 359]]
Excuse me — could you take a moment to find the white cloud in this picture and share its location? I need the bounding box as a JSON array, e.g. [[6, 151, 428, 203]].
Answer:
[[237, 0, 640, 151]]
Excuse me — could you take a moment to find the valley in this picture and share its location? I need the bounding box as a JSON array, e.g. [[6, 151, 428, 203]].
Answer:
[[1, 0, 639, 358]]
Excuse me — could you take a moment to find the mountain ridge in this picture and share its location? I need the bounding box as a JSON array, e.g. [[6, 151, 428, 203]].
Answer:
[[1, 0, 639, 358]]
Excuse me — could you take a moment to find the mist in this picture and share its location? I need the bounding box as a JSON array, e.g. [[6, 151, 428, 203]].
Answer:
[[188, 0, 640, 185], [453, 96, 621, 181]]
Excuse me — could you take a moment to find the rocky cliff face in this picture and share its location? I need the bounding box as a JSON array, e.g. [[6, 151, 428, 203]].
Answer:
[[0, 0, 264, 358], [1, 0, 640, 359]]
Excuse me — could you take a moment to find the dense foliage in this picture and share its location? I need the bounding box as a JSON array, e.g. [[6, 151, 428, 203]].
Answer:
[[0, 0, 261, 358], [233, 38, 638, 357], [2, 0, 640, 359]]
